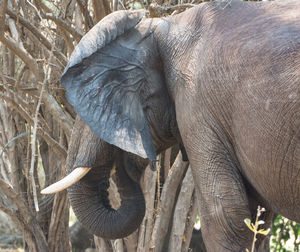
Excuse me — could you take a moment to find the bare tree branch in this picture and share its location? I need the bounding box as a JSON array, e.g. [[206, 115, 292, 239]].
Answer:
[[42, 13, 83, 42], [0, 1, 73, 251], [151, 152, 189, 252], [0, 0, 8, 35], [1, 81, 52, 133], [0, 35, 40, 80], [1, 79, 73, 140], [92, 0, 111, 23], [6, 8, 67, 66], [137, 166, 157, 252], [164, 148, 171, 180], [181, 192, 199, 252], [0, 39, 74, 139], [0, 132, 29, 159], [0, 177, 48, 251], [33, 0, 53, 14], [48, 191, 70, 252], [95, 237, 113, 252], [30, 50, 55, 212], [40, 88, 74, 140], [76, 0, 94, 31], [168, 166, 194, 251], [0, 34, 73, 139], [0, 93, 67, 158], [59, 26, 75, 55]]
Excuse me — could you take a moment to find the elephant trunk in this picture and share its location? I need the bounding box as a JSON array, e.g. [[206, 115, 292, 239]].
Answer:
[[68, 151, 146, 239]]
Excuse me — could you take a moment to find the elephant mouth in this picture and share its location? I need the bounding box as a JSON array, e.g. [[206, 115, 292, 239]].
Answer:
[[41, 167, 91, 194]]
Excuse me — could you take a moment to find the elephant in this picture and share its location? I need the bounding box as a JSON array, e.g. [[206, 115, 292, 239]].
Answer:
[[42, 0, 300, 251]]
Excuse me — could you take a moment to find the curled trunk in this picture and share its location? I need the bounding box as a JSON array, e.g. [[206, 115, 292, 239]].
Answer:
[[68, 150, 146, 239]]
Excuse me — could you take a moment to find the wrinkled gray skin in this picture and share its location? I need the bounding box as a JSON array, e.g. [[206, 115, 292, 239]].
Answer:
[[62, 1, 300, 251]]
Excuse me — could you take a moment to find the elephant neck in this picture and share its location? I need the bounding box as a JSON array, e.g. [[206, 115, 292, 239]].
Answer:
[[155, 5, 210, 100]]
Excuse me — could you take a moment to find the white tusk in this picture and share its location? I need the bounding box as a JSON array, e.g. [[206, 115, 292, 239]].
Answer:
[[41, 167, 91, 194]]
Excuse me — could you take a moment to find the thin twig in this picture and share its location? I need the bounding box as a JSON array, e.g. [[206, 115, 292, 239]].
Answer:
[[181, 192, 199, 252], [0, 158, 10, 185], [137, 166, 157, 252], [0, 132, 30, 159], [151, 152, 189, 251], [5, 12, 74, 138], [6, 7, 67, 66], [0, 0, 8, 35], [0, 35, 40, 80], [0, 93, 67, 158], [30, 51, 54, 212], [32, 0, 53, 14], [0, 73, 54, 137], [76, 0, 94, 31], [156, 154, 161, 210], [42, 13, 83, 41], [0, 177, 48, 251]]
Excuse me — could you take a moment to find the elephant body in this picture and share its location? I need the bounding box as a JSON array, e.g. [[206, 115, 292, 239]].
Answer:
[[58, 1, 300, 251], [160, 2, 300, 250]]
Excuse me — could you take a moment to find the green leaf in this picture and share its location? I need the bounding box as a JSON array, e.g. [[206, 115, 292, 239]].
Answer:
[[257, 228, 270, 236], [244, 218, 255, 232]]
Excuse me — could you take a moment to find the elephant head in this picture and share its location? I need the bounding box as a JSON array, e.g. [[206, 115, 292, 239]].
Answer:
[[42, 10, 182, 239]]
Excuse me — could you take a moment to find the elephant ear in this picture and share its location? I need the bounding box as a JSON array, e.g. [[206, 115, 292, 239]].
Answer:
[[61, 10, 157, 160]]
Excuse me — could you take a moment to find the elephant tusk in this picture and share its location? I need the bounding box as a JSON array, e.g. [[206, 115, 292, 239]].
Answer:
[[41, 167, 91, 194]]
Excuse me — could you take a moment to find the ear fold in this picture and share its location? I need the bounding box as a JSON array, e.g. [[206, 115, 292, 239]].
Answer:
[[61, 10, 157, 160]]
